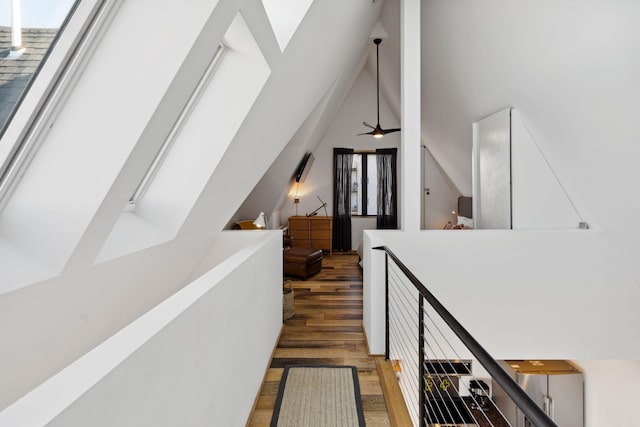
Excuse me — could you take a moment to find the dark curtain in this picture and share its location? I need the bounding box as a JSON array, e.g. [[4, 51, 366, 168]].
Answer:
[[376, 148, 398, 229], [333, 148, 353, 251]]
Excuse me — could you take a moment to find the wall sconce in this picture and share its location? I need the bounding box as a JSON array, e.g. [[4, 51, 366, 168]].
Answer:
[[293, 181, 302, 216]]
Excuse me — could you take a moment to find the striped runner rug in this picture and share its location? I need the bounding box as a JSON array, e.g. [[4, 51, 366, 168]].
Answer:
[[270, 366, 366, 427]]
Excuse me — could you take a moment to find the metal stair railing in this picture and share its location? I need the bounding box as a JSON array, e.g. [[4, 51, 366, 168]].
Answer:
[[373, 246, 558, 427]]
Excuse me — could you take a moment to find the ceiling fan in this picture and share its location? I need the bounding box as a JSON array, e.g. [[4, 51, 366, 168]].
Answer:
[[358, 38, 400, 139]]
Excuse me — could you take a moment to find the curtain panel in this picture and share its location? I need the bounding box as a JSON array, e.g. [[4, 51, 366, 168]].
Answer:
[[333, 148, 353, 251], [376, 148, 397, 229]]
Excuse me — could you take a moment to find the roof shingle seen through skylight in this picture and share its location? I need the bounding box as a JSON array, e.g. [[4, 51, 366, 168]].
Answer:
[[0, 26, 58, 133]]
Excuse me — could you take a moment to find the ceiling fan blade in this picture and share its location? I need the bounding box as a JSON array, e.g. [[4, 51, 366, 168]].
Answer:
[[363, 121, 375, 129], [357, 131, 375, 136], [382, 128, 401, 135]]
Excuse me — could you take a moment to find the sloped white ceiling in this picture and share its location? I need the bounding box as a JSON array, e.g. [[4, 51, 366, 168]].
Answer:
[[236, 41, 370, 226], [238, 5, 403, 228]]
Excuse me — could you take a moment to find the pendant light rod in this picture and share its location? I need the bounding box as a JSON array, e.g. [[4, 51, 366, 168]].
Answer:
[[357, 37, 400, 138], [374, 38, 381, 125]]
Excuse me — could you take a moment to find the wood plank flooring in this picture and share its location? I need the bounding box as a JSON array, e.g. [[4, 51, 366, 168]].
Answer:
[[247, 252, 392, 426]]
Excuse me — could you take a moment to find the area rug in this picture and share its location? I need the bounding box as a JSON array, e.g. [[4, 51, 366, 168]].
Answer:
[[270, 365, 366, 427]]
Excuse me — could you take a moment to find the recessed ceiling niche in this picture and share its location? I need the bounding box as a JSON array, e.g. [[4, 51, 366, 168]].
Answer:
[[96, 13, 271, 263]]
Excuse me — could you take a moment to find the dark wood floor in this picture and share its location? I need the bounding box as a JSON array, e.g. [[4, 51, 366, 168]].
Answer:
[[247, 252, 392, 426]]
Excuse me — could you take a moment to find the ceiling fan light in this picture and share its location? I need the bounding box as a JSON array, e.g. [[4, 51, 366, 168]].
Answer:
[[357, 38, 400, 138]]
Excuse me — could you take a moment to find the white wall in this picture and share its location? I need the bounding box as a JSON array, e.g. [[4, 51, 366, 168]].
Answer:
[[375, 0, 459, 232], [363, 230, 640, 359], [363, 229, 640, 424], [573, 360, 640, 426], [237, 50, 364, 228], [420, 0, 640, 284], [0, 232, 282, 427], [422, 146, 460, 229], [362, 230, 390, 355], [351, 216, 377, 253], [511, 109, 584, 229]]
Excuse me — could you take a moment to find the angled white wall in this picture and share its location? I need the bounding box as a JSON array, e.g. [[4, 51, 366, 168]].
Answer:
[[511, 109, 584, 229], [236, 56, 360, 228], [0, 232, 282, 427], [0, 0, 222, 286], [0, 0, 384, 411]]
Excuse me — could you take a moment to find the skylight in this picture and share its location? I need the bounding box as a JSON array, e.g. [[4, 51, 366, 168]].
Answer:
[[0, 0, 78, 137], [261, 0, 313, 51]]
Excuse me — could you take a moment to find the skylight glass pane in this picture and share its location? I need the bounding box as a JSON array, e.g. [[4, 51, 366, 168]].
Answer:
[[261, 0, 313, 52], [0, 0, 78, 137]]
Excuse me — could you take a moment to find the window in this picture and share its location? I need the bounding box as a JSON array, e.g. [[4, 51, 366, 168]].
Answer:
[[348, 148, 397, 229], [261, 0, 313, 52], [350, 153, 378, 216], [0, 0, 119, 209], [0, 0, 79, 137]]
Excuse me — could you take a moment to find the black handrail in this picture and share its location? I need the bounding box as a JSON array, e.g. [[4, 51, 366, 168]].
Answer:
[[373, 245, 557, 427]]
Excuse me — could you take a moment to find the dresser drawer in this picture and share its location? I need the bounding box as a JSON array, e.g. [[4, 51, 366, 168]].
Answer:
[[292, 238, 310, 248], [311, 239, 331, 251], [310, 220, 332, 231], [310, 230, 331, 240], [289, 219, 309, 231], [289, 228, 308, 240], [288, 216, 333, 254]]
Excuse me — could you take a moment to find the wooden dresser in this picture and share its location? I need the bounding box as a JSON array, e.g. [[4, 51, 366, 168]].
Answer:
[[288, 216, 332, 254]]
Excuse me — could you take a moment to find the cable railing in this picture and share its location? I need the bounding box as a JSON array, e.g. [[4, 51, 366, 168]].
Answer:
[[374, 246, 558, 427]]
